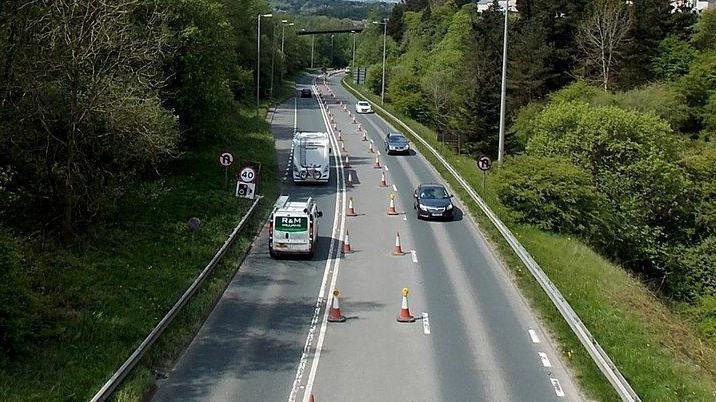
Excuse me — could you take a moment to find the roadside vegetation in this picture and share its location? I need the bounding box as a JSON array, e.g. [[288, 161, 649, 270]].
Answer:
[[0, 0, 303, 400]]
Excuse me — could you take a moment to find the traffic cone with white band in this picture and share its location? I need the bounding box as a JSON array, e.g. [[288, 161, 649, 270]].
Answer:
[[343, 230, 352, 253], [358, 123, 363, 132], [346, 197, 357, 216], [338, 130, 343, 141], [368, 142, 375, 153], [379, 171, 388, 187], [347, 171, 353, 187], [344, 154, 351, 168], [328, 289, 347, 322], [373, 153, 381, 169], [397, 288, 416, 323], [309, 394, 315, 402], [341, 141, 346, 153], [362, 131, 368, 141], [387, 194, 398, 215], [392, 231, 404, 254]]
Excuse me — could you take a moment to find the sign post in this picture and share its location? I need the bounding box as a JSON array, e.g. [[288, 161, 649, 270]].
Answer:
[[218, 151, 234, 189], [477, 155, 492, 191], [236, 162, 261, 200], [187, 217, 201, 256]]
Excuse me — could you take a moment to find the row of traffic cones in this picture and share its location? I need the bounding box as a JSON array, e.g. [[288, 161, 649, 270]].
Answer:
[[327, 287, 415, 324], [342, 229, 404, 255]]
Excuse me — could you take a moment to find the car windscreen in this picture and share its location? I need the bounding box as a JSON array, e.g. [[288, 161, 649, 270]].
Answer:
[[358, 102, 370, 106], [419, 187, 449, 199], [389, 136, 408, 144]]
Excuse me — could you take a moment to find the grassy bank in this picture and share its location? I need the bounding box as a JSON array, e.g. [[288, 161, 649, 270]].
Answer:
[[0, 103, 279, 402], [343, 78, 716, 401]]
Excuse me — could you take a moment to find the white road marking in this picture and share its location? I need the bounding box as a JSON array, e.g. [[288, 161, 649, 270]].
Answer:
[[403, 215, 407, 221], [550, 378, 565, 397], [294, 97, 298, 131], [392, 184, 397, 191], [422, 312, 431, 335], [288, 81, 347, 402], [538, 352, 552, 367], [411, 250, 418, 263], [528, 329, 541, 343]]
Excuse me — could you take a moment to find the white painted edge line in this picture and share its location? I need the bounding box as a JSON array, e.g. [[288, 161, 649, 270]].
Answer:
[[411, 250, 418, 264], [392, 184, 397, 192], [550, 378, 565, 397], [422, 312, 431, 335], [538, 352, 552, 368], [528, 329, 541, 344], [288, 81, 346, 402]]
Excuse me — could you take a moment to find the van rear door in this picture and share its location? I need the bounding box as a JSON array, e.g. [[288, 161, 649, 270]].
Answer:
[[273, 215, 310, 250]]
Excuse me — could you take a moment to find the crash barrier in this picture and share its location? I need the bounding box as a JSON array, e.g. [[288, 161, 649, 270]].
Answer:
[[90, 196, 264, 401], [343, 79, 640, 402]]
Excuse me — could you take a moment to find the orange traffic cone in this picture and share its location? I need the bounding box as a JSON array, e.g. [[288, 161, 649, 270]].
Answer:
[[346, 197, 357, 216], [373, 154, 381, 169], [362, 131, 368, 141], [368, 142, 375, 153], [328, 289, 347, 322], [343, 230, 352, 253], [338, 130, 343, 141], [346, 171, 353, 187], [344, 154, 351, 168], [392, 232, 404, 254], [341, 141, 346, 153], [397, 288, 416, 323], [379, 171, 388, 187], [309, 394, 315, 402], [387, 194, 398, 215], [358, 124, 363, 132], [352, 116, 357, 124]]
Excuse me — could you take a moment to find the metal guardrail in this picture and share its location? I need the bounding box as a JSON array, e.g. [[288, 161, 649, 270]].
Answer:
[[90, 195, 263, 402], [342, 79, 641, 402]]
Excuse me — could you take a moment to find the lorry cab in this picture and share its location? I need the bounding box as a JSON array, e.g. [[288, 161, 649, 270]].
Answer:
[[269, 196, 323, 258]]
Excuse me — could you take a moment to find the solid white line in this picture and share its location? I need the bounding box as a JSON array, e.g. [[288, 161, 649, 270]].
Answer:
[[550, 378, 565, 397], [294, 97, 298, 131], [538, 352, 552, 367], [392, 184, 397, 192], [299, 82, 348, 402], [288, 80, 346, 402], [422, 312, 431, 335], [528, 329, 541, 343], [411, 250, 418, 263]]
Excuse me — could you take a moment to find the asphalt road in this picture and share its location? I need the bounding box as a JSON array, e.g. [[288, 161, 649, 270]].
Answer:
[[150, 72, 583, 402]]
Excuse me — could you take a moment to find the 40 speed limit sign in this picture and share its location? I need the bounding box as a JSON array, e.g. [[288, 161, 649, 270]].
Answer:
[[238, 166, 257, 183]]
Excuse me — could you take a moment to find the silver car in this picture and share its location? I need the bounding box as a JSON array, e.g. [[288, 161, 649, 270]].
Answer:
[[355, 101, 372, 113]]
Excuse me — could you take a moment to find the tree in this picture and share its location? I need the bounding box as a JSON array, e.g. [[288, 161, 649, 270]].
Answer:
[[691, 9, 716, 52], [651, 35, 698, 81], [576, 0, 631, 91]]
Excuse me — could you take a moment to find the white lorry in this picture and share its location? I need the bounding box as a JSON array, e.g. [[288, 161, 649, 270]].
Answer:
[[269, 196, 323, 258], [292, 131, 330, 184]]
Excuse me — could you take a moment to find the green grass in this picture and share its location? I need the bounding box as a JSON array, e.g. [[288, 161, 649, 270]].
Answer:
[[343, 78, 716, 401], [0, 103, 280, 402]]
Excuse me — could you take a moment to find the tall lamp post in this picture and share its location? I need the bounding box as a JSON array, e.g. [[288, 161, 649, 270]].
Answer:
[[372, 20, 387, 105], [497, 0, 509, 163], [256, 13, 272, 119], [280, 20, 294, 90], [330, 34, 335, 67], [351, 30, 356, 70]]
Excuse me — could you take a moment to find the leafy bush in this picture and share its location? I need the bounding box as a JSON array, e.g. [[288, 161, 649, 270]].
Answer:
[[387, 64, 433, 122], [609, 84, 692, 133], [667, 237, 716, 302], [691, 9, 716, 51], [681, 145, 716, 236], [495, 155, 602, 236], [366, 63, 384, 95], [651, 35, 698, 81], [548, 81, 600, 103], [0, 232, 35, 356]]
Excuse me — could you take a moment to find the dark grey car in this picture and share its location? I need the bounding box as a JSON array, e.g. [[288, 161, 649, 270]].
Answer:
[[413, 183, 454, 220], [384, 132, 410, 155]]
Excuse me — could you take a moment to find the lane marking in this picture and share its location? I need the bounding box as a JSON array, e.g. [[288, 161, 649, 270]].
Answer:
[[411, 250, 418, 263], [528, 329, 541, 343], [422, 312, 431, 335], [403, 215, 407, 221], [294, 97, 298, 131], [538, 352, 552, 367], [288, 79, 346, 402], [299, 81, 348, 402], [392, 184, 397, 192], [550, 378, 565, 397], [384, 166, 389, 171]]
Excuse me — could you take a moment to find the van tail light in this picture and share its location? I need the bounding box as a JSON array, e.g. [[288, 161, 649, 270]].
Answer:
[[269, 220, 273, 239], [309, 221, 314, 241]]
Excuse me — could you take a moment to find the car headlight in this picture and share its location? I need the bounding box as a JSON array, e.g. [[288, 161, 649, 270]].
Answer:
[[418, 204, 428, 211], [446, 204, 453, 210]]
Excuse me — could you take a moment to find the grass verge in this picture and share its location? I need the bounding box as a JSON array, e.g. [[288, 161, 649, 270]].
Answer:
[[0, 103, 279, 402], [343, 77, 716, 401]]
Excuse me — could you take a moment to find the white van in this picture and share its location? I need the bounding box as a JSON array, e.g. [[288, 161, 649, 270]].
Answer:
[[292, 131, 330, 184], [269, 196, 323, 258]]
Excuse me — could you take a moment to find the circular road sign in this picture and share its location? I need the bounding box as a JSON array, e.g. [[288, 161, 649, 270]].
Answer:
[[477, 156, 492, 171], [239, 166, 257, 183], [219, 152, 234, 167]]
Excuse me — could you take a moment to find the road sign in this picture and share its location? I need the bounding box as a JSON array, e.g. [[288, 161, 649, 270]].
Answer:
[[236, 182, 256, 199], [239, 166, 257, 183], [477, 156, 492, 171], [187, 217, 201, 232], [219, 152, 234, 167]]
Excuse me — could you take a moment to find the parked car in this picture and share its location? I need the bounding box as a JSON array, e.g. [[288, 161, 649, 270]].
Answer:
[[413, 183, 454, 220], [384, 131, 410, 155], [355, 101, 372, 113], [300, 88, 312, 98]]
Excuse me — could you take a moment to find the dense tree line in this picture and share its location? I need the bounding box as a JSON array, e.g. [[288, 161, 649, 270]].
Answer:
[[0, 0, 311, 356], [354, 1, 716, 323]]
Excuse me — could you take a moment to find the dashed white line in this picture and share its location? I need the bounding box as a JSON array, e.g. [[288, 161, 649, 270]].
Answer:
[[422, 312, 431, 335], [392, 184, 397, 191], [528, 329, 541, 343], [411, 250, 418, 263], [538, 352, 552, 367], [550, 378, 565, 397]]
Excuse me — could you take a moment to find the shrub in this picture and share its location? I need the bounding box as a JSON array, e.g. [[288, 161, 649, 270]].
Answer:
[[366, 63, 384, 96], [495, 155, 602, 236], [651, 35, 698, 81], [0, 232, 35, 357], [667, 237, 716, 302]]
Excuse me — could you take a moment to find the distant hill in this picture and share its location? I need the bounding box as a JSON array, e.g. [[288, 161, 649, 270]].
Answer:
[[270, 0, 395, 19]]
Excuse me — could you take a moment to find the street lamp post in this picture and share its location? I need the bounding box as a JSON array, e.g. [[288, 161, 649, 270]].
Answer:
[[256, 13, 272, 119], [330, 34, 335, 67], [351, 30, 356, 70], [270, 22, 276, 100], [372, 20, 387, 105], [497, 0, 509, 163], [281, 20, 294, 53]]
